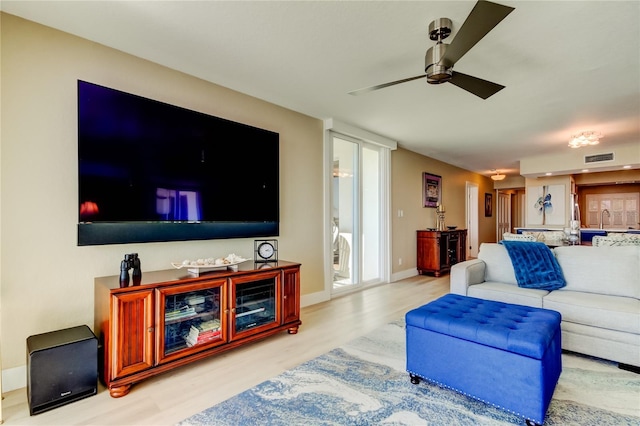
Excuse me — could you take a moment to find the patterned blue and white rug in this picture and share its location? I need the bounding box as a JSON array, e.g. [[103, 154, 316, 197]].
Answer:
[[179, 321, 640, 425]]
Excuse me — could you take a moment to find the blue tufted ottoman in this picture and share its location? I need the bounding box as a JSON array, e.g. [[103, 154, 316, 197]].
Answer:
[[406, 294, 561, 426]]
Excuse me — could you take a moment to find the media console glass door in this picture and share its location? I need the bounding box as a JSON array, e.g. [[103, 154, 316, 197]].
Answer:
[[230, 270, 281, 340], [156, 278, 228, 365]]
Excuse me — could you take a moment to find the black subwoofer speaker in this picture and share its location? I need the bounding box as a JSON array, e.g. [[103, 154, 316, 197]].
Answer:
[[27, 325, 98, 415]]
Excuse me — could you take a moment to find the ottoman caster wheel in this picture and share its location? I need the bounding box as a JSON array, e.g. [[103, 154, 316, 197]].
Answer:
[[525, 419, 541, 426], [409, 373, 420, 385]]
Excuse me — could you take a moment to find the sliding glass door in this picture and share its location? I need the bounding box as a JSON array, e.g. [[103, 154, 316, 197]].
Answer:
[[331, 134, 384, 292], [362, 145, 381, 282]]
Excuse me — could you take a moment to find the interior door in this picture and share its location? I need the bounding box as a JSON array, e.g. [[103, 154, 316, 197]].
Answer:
[[466, 182, 479, 258], [497, 191, 511, 239]]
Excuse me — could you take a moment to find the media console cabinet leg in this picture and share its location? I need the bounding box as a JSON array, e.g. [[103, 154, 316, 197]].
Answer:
[[109, 385, 131, 398], [95, 261, 301, 397]]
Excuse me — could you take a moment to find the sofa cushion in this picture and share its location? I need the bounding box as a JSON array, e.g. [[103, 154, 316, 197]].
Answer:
[[543, 290, 640, 335], [561, 322, 640, 367], [468, 282, 548, 308], [553, 246, 640, 298], [478, 243, 517, 286], [561, 321, 640, 347]]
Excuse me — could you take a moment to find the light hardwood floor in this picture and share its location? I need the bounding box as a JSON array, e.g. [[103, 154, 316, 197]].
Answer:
[[2, 275, 448, 425]]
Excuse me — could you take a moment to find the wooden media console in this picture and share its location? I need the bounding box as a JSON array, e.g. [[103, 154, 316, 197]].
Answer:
[[94, 261, 301, 397]]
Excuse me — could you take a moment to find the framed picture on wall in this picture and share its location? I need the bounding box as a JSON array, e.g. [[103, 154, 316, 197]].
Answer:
[[527, 184, 565, 226], [485, 193, 493, 217], [423, 173, 442, 208]]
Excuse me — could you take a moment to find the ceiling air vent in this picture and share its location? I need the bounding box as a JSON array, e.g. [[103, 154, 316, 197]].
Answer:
[[584, 152, 614, 164]]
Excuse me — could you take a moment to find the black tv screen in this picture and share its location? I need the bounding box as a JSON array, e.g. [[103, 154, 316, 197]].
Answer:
[[78, 80, 279, 246]]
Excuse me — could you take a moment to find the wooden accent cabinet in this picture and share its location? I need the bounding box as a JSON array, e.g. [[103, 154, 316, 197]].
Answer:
[[95, 261, 301, 398], [417, 230, 467, 276]]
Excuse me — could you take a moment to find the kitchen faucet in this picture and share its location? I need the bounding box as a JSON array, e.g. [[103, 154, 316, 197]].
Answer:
[[599, 209, 610, 229]]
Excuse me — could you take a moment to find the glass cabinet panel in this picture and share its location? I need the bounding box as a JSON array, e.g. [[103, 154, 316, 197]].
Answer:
[[231, 271, 281, 339], [157, 279, 226, 364]]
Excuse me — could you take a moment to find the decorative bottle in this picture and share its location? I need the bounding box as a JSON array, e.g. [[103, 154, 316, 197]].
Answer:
[[568, 193, 581, 245]]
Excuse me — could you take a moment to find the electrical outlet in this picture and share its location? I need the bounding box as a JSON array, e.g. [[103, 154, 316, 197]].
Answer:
[[398, 257, 403, 265]]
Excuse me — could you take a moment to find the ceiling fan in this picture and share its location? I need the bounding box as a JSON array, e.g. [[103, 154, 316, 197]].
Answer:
[[349, 0, 514, 100]]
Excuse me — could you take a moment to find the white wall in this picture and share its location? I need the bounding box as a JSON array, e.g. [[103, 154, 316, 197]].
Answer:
[[0, 13, 325, 388]]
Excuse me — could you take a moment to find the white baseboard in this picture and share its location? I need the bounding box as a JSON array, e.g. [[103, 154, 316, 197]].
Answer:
[[301, 289, 330, 307], [2, 365, 26, 393], [391, 267, 418, 282]]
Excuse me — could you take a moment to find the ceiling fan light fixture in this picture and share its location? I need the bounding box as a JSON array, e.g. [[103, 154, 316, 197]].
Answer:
[[490, 169, 506, 181], [426, 66, 452, 84], [569, 131, 602, 148]]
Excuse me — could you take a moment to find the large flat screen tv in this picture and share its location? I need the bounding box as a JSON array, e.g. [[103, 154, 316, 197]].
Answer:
[[78, 80, 279, 246]]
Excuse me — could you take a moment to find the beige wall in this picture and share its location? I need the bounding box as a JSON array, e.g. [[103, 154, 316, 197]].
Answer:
[[391, 148, 496, 274], [0, 14, 324, 370], [0, 9, 3, 404]]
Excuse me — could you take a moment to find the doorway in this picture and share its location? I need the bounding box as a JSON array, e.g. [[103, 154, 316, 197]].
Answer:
[[497, 191, 512, 239], [466, 182, 479, 258]]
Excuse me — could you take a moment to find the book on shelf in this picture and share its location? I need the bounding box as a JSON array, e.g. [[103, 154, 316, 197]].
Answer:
[[185, 295, 205, 305], [184, 319, 222, 347], [196, 319, 220, 331], [185, 329, 221, 346], [165, 305, 197, 321]]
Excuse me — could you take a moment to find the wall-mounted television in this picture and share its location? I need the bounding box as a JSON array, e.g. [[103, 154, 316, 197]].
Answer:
[[78, 80, 279, 246]]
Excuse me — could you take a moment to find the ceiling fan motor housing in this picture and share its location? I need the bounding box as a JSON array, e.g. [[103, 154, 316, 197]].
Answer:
[[428, 17, 452, 41], [425, 43, 452, 84], [425, 18, 454, 84]]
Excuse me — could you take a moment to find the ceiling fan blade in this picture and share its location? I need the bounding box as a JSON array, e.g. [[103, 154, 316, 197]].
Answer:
[[348, 75, 425, 95], [438, 0, 514, 67], [449, 71, 505, 99]]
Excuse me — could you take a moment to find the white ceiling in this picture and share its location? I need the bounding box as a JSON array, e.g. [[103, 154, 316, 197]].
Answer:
[[3, 1, 639, 178]]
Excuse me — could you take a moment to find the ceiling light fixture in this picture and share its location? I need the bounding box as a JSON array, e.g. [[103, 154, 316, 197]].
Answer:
[[490, 169, 506, 181], [568, 130, 602, 148]]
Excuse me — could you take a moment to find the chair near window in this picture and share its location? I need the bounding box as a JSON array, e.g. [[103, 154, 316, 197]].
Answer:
[[335, 234, 351, 278]]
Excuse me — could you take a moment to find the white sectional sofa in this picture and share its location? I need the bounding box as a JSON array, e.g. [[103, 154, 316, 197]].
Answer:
[[450, 243, 640, 368]]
